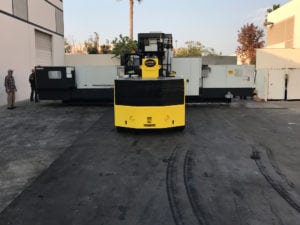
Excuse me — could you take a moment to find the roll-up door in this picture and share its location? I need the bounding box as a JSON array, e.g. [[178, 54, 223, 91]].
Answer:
[[35, 30, 52, 66]]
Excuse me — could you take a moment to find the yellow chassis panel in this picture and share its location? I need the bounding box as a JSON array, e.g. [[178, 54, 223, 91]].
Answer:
[[114, 105, 185, 129]]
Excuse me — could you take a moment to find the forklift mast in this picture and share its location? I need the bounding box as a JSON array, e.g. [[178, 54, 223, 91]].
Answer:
[[124, 33, 173, 77]]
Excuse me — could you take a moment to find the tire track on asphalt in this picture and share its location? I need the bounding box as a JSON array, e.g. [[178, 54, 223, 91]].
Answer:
[[181, 106, 300, 224], [223, 108, 300, 215], [253, 149, 300, 214], [166, 146, 185, 225], [166, 145, 207, 225], [183, 149, 207, 225]]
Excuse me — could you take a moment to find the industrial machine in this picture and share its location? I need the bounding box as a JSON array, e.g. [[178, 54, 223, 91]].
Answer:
[[35, 62, 255, 103], [172, 58, 255, 102], [114, 33, 185, 130], [35, 65, 115, 102], [35, 33, 255, 104]]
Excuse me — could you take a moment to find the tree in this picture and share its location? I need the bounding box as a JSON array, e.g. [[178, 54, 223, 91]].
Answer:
[[236, 23, 264, 65], [100, 40, 112, 54], [111, 34, 138, 64], [84, 32, 100, 54], [64, 38, 72, 54], [100, 45, 112, 54], [175, 41, 221, 57], [129, 0, 142, 39]]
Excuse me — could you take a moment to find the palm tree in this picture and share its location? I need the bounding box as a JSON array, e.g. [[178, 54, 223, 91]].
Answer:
[[129, 0, 142, 39]]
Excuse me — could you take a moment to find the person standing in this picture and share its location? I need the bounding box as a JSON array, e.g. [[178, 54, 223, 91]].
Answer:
[[29, 68, 38, 102], [4, 69, 17, 109]]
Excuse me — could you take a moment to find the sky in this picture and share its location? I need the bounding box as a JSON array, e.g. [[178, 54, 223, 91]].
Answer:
[[63, 0, 290, 55]]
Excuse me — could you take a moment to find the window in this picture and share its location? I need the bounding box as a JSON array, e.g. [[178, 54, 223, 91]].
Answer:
[[55, 8, 64, 35], [48, 71, 62, 79], [13, 0, 28, 20]]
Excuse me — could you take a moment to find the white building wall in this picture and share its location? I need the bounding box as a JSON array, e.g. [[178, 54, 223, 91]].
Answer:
[[267, 0, 300, 48], [0, 0, 64, 106], [257, 0, 300, 100], [28, 0, 56, 31], [256, 49, 300, 69], [256, 49, 300, 100], [0, 0, 13, 13], [0, 15, 32, 106], [53, 36, 65, 66], [47, 0, 63, 9]]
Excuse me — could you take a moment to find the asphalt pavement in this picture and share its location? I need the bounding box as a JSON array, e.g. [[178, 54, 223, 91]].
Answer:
[[0, 99, 300, 225]]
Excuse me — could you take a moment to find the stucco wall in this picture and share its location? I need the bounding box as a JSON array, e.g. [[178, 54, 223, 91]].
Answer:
[[0, 0, 64, 106], [53, 36, 65, 66], [256, 48, 300, 100], [48, 0, 63, 9], [28, 0, 56, 31], [256, 48, 300, 69], [267, 0, 300, 48], [0, 0, 13, 13], [0, 15, 32, 106]]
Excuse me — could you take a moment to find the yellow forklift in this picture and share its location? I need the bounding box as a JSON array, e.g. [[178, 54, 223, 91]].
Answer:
[[114, 33, 185, 130]]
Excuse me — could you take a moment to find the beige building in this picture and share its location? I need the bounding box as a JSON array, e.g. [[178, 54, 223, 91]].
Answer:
[[265, 0, 300, 48], [0, 0, 65, 106], [256, 0, 300, 100]]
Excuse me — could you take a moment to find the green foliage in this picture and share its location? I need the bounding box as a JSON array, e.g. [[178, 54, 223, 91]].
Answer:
[[267, 4, 280, 13], [264, 4, 280, 26], [100, 39, 112, 54], [84, 32, 100, 54], [236, 23, 264, 65], [100, 45, 112, 54], [175, 41, 220, 57], [111, 34, 138, 64], [64, 38, 72, 54]]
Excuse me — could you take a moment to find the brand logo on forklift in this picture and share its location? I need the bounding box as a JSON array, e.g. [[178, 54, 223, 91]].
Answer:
[[144, 116, 156, 127], [145, 59, 156, 67], [147, 117, 152, 123]]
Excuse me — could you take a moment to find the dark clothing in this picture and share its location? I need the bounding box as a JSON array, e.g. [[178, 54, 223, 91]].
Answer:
[[29, 72, 36, 88], [5, 75, 16, 92], [29, 72, 38, 102], [30, 88, 38, 102]]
